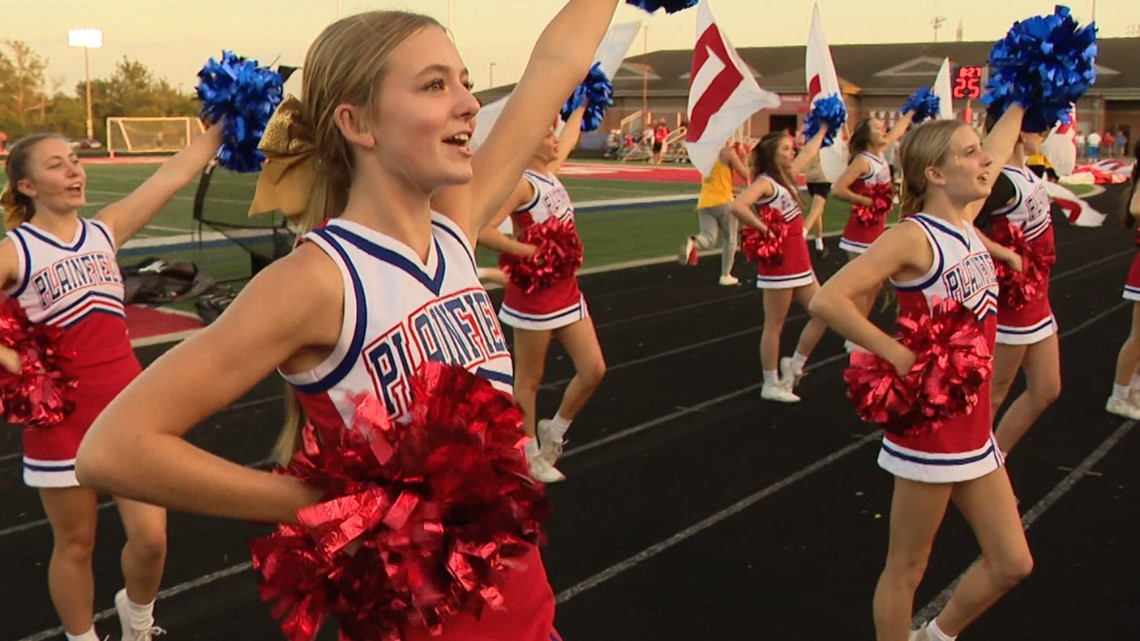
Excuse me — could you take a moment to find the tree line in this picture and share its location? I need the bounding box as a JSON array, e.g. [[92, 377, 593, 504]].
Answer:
[[0, 39, 199, 145]]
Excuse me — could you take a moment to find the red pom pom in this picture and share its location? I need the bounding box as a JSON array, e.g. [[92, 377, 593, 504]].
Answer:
[[843, 297, 992, 435], [0, 298, 76, 429], [851, 182, 894, 226], [498, 219, 583, 295], [740, 205, 787, 265], [250, 362, 548, 641], [988, 219, 1055, 310]]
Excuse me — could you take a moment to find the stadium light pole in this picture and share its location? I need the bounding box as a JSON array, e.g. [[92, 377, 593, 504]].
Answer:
[[68, 28, 102, 141]]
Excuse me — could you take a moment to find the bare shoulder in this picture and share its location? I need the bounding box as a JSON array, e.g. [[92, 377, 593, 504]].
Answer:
[[0, 238, 17, 290]]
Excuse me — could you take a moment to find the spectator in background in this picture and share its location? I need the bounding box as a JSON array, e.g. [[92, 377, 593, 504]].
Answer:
[[1088, 130, 1102, 160], [1104, 129, 1117, 158], [1117, 130, 1129, 159], [1075, 130, 1086, 160], [653, 120, 669, 164]]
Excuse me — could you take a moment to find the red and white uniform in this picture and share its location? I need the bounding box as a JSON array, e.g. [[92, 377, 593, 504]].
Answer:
[[882, 213, 1004, 483], [1124, 228, 1140, 302], [499, 170, 588, 331], [839, 152, 893, 254], [283, 215, 558, 641], [4, 219, 139, 488], [754, 174, 815, 289], [992, 165, 1057, 344]]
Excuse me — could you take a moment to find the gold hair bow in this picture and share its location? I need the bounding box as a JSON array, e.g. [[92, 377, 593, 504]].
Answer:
[[248, 95, 315, 223]]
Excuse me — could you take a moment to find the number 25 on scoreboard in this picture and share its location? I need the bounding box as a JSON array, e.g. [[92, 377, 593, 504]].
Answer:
[[952, 65, 984, 100]]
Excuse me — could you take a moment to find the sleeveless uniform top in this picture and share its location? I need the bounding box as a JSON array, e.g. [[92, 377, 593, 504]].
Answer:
[[840, 152, 894, 254], [991, 165, 1057, 343], [880, 213, 1004, 483], [753, 174, 815, 290]]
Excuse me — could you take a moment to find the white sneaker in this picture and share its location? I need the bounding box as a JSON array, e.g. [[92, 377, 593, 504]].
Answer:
[[115, 589, 166, 641], [844, 339, 869, 354], [536, 419, 565, 465], [528, 455, 566, 483], [1105, 396, 1140, 420], [679, 237, 697, 265], [761, 382, 800, 403], [778, 357, 804, 390], [1129, 387, 1140, 407], [908, 627, 929, 641], [718, 274, 740, 286]]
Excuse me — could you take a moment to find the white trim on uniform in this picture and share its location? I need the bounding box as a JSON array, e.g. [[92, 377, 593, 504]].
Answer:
[[878, 434, 1005, 483], [755, 269, 816, 290], [838, 237, 872, 254], [996, 314, 1058, 345], [1125, 285, 1140, 302], [499, 294, 589, 331], [23, 456, 79, 488]]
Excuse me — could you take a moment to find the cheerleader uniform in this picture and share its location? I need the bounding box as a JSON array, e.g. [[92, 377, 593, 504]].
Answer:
[[839, 152, 893, 254], [991, 165, 1058, 344], [754, 175, 815, 289], [881, 213, 1004, 483], [499, 170, 588, 331], [4, 218, 141, 488], [281, 214, 558, 641], [1124, 228, 1140, 302]]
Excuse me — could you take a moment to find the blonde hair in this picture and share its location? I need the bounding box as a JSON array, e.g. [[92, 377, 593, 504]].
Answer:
[[898, 119, 969, 217], [272, 11, 442, 466], [3, 133, 65, 231]]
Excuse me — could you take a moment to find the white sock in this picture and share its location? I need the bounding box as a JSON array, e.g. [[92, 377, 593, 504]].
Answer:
[[926, 618, 957, 641], [549, 414, 572, 440], [763, 370, 779, 385], [125, 593, 155, 631], [1130, 373, 1140, 389], [791, 352, 809, 375], [524, 437, 540, 460], [814, 237, 824, 250], [1113, 383, 1131, 401], [66, 629, 100, 641]]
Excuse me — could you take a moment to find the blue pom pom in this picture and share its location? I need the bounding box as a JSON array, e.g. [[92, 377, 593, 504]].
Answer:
[[982, 5, 1097, 133], [625, 0, 698, 15], [803, 94, 847, 148], [197, 51, 284, 173], [901, 87, 940, 123], [561, 63, 614, 132]]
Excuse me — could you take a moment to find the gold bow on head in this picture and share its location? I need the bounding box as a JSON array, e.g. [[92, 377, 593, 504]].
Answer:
[[248, 95, 316, 224]]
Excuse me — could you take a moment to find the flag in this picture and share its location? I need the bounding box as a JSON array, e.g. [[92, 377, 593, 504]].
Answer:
[[932, 58, 955, 120], [683, 0, 779, 176], [1041, 108, 1077, 177], [805, 4, 848, 181], [1042, 181, 1106, 227], [471, 21, 642, 149]]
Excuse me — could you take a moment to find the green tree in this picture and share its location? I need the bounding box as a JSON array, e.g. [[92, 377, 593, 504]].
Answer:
[[0, 40, 50, 137]]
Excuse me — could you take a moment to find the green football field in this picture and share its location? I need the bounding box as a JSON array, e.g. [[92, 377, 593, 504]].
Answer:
[[1, 161, 1097, 289]]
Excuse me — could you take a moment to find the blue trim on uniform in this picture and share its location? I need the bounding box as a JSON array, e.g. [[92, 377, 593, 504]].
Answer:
[[757, 270, 815, 282], [998, 317, 1055, 334], [42, 291, 124, 324], [916, 214, 969, 249], [432, 218, 477, 273], [8, 227, 33, 298], [88, 219, 116, 250], [880, 441, 997, 466], [292, 229, 370, 395], [993, 187, 1023, 217], [24, 461, 76, 472], [515, 174, 543, 213], [893, 217, 945, 292], [501, 304, 583, 322], [326, 225, 446, 296], [475, 367, 514, 387], [19, 220, 88, 251], [524, 170, 557, 187]]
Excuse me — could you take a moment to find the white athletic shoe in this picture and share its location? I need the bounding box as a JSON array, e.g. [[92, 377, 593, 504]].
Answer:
[[528, 455, 566, 484], [115, 589, 166, 641], [778, 357, 804, 390], [536, 419, 565, 465], [1105, 396, 1140, 420], [1129, 387, 1140, 408], [907, 626, 930, 641], [761, 382, 800, 403], [718, 274, 740, 286]]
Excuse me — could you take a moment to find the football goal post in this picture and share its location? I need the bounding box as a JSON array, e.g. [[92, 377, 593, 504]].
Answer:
[[106, 116, 205, 154]]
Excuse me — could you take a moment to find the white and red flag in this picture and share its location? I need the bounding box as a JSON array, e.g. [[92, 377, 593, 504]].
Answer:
[[1041, 108, 1078, 177], [683, 0, 779, 176], [932, 58, 955, 120], [805, 4, 848, 180]]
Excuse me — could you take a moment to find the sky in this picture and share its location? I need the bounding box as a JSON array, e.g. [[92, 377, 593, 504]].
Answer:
[[11, 1, 1128, 99]]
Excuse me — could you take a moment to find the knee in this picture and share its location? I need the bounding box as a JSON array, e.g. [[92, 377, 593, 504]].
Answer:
[[513, 369, 545, 396], [580, 358, 606, 389], [127, 525, 168, 563], [881, 556, 929, 593], [1033, 377, 1062, 406], [990, 550, 1034, 589], [53, 526, 96, 562]]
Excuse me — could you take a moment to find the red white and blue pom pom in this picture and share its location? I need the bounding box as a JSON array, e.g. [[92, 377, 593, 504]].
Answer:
[[804, 94, 847, 148], [982, 5, 1097, 133], [0, 299, 76, 429], [625, 0, 698, 14], [250, 362, 547, 641], [561, 63, 614, 132], [901, 87, 940, 123], [844, 297, 992, 435], [197, 51, 284, 173]]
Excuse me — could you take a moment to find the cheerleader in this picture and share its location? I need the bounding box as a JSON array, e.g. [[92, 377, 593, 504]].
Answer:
[[810, 110, 1030, 641], [1, 125, 223, 641], [729, 127, 829, 402], [973, 128, 1061, 453], [478, 106, 605, 484], [77, 4, 620, 640], [1107, 147, 1140, 420]]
